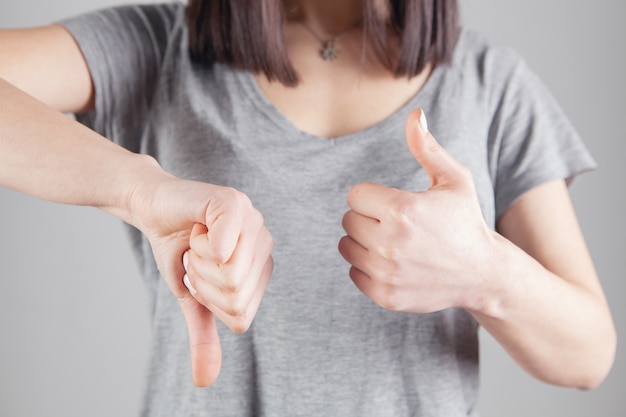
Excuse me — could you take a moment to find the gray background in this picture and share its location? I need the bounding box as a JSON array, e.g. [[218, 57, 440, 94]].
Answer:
[[0, 0, 623, 416]]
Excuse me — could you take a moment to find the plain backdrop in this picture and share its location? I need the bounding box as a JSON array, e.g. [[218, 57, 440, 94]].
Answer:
[[0, 1, 624, 416]]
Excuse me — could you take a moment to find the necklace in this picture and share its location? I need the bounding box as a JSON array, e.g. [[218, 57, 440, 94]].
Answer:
[[298, 21, 360, 61]]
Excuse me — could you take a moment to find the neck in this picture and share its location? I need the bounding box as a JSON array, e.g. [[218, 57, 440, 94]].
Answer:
[[286, 0, 364, 36]]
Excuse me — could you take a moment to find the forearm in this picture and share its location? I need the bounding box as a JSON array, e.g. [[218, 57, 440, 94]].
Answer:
[[469, 233, 616, 390], [0, 77, 169, 226]]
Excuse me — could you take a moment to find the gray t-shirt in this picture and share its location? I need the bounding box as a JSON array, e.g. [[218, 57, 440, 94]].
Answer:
[[63, 3, 595, 417]]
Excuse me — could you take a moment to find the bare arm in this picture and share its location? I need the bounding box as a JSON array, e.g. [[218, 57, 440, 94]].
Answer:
[[474, 179, 616, 389], [0, 24, 93, 112], [0, 26, 274, 387], [340, 110, 616, 390], [0, 77, 152, 221], [0, 25, 112, 202], [0, 23, 153, 217]]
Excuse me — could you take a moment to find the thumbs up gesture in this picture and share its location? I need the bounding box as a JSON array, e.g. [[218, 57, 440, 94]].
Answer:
[[338, 109, 495, 313]]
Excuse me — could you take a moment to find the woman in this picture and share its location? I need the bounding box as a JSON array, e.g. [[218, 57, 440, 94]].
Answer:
[[0, 0, 616, 415]]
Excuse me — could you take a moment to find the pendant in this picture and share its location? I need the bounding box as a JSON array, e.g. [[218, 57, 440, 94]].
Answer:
[[320, 39, 338, 61]]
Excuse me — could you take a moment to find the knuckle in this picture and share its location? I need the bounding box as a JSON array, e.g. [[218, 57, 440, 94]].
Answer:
[[382, 270, 402, 288], [223, 279, 243, 297], [221, 266, 246, 293], [224, 291, 248, 317], [223, 186, 241, 199], [348, 183, 364, 199], [179, 287, 209, 311], [177, 291, 196, 306], [369, 260, 402, 289], [376, 243, 396, 262], [235, 189, 253, 208], [222, 187, 252, 211], [387, 194, 417, 222], [230, 314, 252, 334], [250, 207, 265, 229], [228, 303, 247, 319], [377, 242, 407, 266], [377, 288, 402, 312], [211, 246, 230, 265], [425, 137, 443, 154]]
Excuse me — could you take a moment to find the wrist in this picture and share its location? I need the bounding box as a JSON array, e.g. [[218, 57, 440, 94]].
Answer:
[[102, 152, 174, 229], [460, 230, 519, 320]]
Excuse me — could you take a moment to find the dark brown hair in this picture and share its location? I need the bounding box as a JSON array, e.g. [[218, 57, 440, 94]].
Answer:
[[186, 0, 460, 87]]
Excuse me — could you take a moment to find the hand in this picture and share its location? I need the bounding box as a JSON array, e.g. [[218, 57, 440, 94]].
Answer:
[[338, 109, 495, 313], [131, 174, 273, 386]]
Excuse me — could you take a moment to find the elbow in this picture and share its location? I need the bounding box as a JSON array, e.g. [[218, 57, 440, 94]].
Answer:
[[536, 324, 617, 391], [576, 371, 610, 391], [575, 328, 617, 391]]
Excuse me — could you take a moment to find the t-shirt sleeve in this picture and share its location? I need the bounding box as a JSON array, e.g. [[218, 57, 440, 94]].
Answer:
[[60, 3, 183, 152], [486, 48, 596, 220]]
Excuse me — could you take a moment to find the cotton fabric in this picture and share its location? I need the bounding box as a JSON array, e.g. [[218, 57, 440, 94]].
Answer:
[[62, 3, 595, 416]]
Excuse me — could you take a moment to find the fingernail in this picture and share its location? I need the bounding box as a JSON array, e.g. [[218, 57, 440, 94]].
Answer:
[[183, 251, 189, 271], [419, 110, 429, 134], [183, 274, 197, 295]]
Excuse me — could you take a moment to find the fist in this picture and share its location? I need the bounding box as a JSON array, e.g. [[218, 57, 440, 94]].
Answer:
[[135, 180, 273, 387]]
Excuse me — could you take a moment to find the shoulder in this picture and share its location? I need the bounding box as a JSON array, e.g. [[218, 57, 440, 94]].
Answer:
[[60, 1, 189, 84], [61, 3, 191, 146], [440, 29, 550, 116], [61, 2, 186, 46], [446, 30, 537, 91], [92, 2, 185, 25]]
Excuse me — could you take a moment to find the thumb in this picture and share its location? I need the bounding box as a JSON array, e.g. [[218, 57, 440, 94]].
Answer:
[[178, 296, 222, 387], [405, 109, 467, 189]]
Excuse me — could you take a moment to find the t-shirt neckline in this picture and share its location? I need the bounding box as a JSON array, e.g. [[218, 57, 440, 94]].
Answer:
[[232, 60, 446, 144]]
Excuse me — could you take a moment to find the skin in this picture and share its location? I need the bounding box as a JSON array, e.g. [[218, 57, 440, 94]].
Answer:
[[0, 0, 616, 389]]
